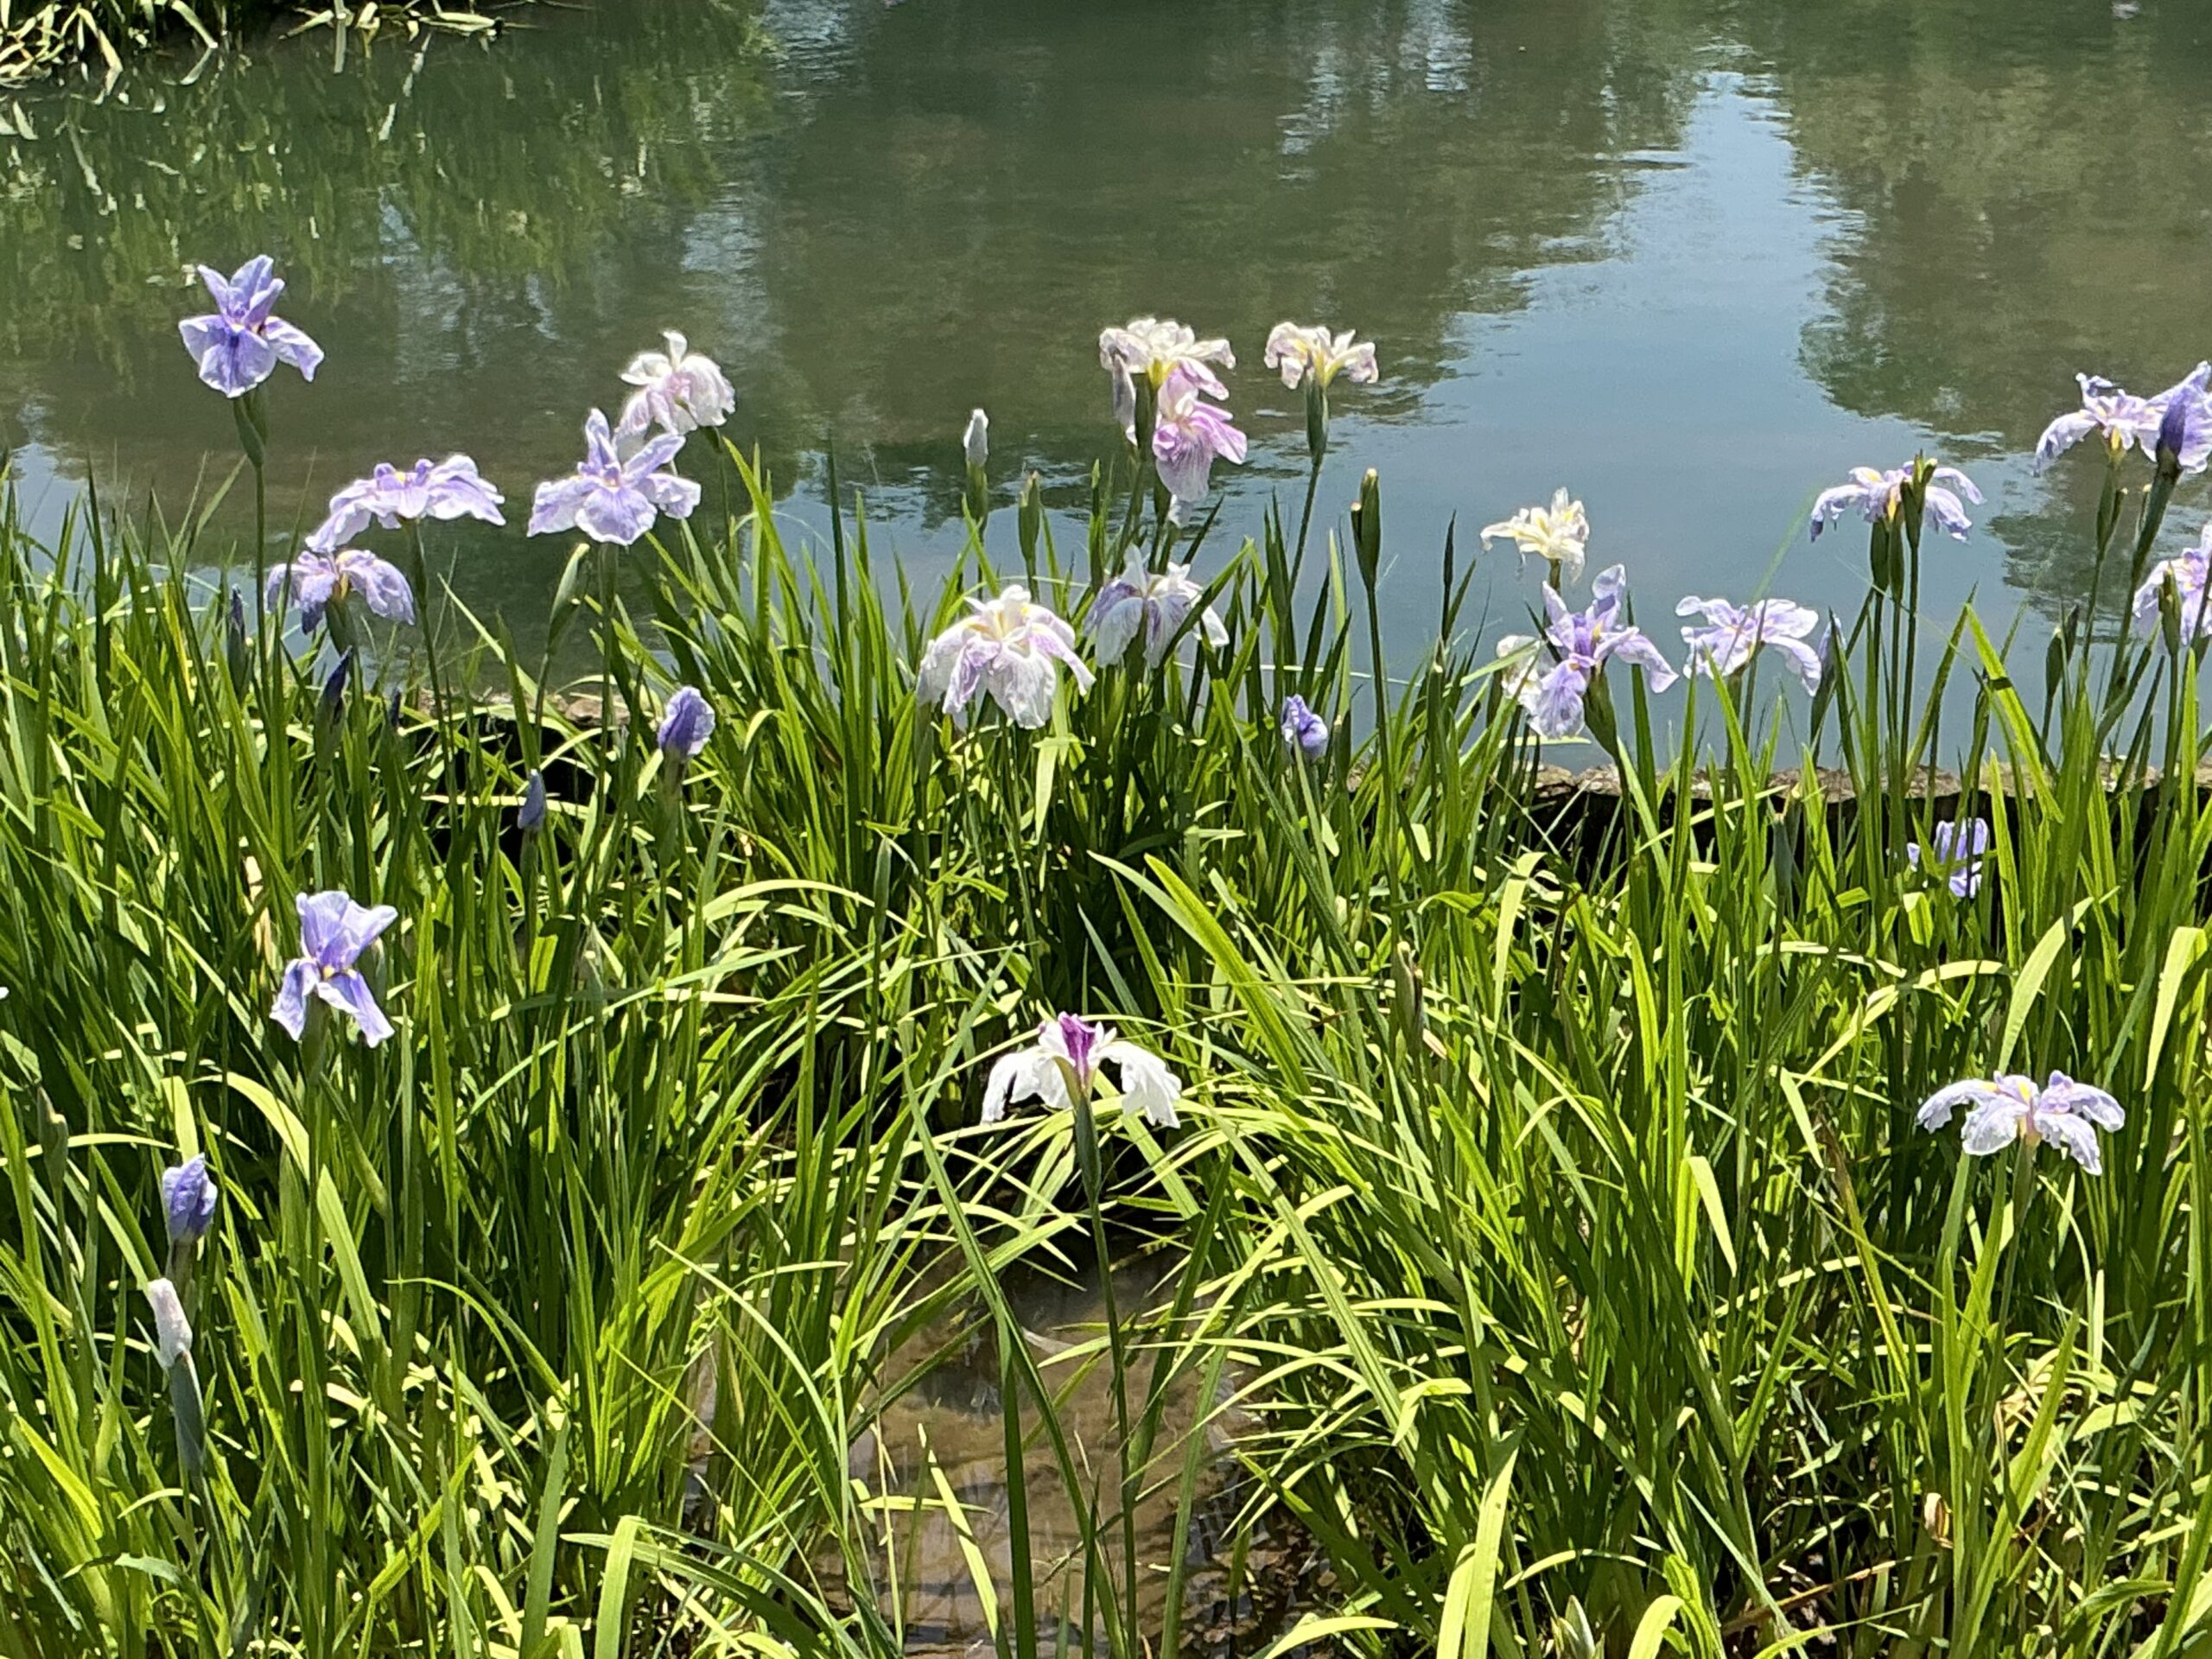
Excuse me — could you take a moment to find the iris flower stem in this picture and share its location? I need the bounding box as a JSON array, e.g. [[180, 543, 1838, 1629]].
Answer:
[[1892, 512, 1919, 836], [252, 459, 267, 627], [293, 1007, 336, 1659], [2105, 468, 2178, 715], [1994, 1141, 2036, 1361], [1360, 558, 1405, 943], [2082, 445, 2126, 708], [596, 541, 622, 758], [1073, 1098, 1141, 1659], [1110, 381, 1159, 565], [1291, 451, 1323, 587]]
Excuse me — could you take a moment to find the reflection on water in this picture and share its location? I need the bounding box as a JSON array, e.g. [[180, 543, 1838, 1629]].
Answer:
[[3, 0, 2209, 673]]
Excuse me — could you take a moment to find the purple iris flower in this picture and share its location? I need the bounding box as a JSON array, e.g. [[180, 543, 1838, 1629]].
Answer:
[[2133, 524, 2212, 640], [160, 1155, 219, 1246], [2035, 364, 2212, 470], [1918, 1071, 2123, 1174], [1809, 464, 1982, 542], [1280, 694, 1330, 760], [1496, 565, 1678, 739], [2156, 373, 2212, 474], [528, 410, 702, 547], [271, 890, 399, 1046], [518, 769, 548, 834], [657, 686, 715, 760], [177, 256, 323, 399], [264, 549, 416, 631], [320, 650, 353, 724], [306, 456, 505, 554], [1676, 594, 1824, 691], [1907, 817, 1991, 899]]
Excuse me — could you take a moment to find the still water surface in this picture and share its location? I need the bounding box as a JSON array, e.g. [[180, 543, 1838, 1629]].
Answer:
[[5, 0, 2211, 677]]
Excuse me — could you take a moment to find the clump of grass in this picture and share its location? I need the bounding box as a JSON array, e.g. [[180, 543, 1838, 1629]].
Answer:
[[3, 315, 2211, 1659], [2, 0, 511, 86]]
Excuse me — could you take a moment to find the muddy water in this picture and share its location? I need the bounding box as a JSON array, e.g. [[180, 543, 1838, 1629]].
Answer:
[[822, 1267, 1315, 1656]]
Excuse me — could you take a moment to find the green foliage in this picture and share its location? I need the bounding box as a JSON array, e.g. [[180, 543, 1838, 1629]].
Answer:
[[0, 418, 2209, 1658]]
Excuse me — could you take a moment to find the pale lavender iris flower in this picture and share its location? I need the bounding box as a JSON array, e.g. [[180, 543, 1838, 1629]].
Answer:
[[1907, 817, 1991, 898], [616, 332, 736, 440], [1262, 322, 1379, 391], [177, 256, 323, 398], [1917, 1071, 2123, 1174], [657, 686, 715, 760], [1280, 694, 1329, 760], [306, 456, 505, 553], [1480, 489, 1589, 584], [1098, 318, 1234, 397], [1677, 594, 1824, 691], [264, 549, 416, 630], [2035, 364, 2212, 470], [528, 410, 702, 546], [1152, 366, 1248, 510], [1494, 564, 1677, 739], [983, 1013, 1183, 1128], [271, 890, 399, 1046], [161, 1156, 219, 1246], [1809, 464, 1982, 541], [916, 586, 1094, 730], [1089, 550, 1228, 668], [2133, 524, 2212, 639]]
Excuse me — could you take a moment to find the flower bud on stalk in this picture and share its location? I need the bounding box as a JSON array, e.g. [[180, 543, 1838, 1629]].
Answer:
[[656, 686, 715, 791], [1017, 472, 1044, 573], [2139, 392, 2194, 587], [230, 386, 269, 469], [1389, 940, 1426, 1052], [225, 587, 251, 689], [518, 768, 548, 836], [1899, 457, 1933, 550], [1867, 518, 1900, 597], [320, 649, 353, 728], [1353, 468, 1383, 591], [143, 1277, 206, 1480], [1303, 377, 1329, 467], [963, 409, 989, 523], [160, 1154, 219, 1287], [1132, 374, 1159, 454], [2157, 391, 2192, 483]]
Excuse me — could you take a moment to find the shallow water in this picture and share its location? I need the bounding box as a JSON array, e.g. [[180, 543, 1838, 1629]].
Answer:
[[805, 1262, 1308, 1656], [5, 0, 2210, 691]]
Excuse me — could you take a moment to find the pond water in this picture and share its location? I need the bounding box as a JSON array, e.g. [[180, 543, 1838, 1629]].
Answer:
[[5, 0, 2210, 689]]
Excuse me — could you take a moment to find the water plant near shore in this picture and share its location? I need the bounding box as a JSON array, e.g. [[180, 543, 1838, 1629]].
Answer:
[[3, 283, 2212, 1659]]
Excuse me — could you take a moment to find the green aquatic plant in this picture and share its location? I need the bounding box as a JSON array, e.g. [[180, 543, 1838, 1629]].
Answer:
[[3, 269, 2212, 1659]]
